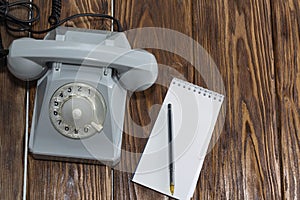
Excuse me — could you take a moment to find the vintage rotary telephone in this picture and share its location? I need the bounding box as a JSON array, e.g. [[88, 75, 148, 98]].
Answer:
[[7, 27, 158, 166]]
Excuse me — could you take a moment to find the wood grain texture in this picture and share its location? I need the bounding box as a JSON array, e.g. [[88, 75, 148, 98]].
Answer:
[[28, 1, 112, 199], [271, 0, 300, 199], [114, 0, 194, 199], [0, 31, 26, 199], [1, 0, 299, 199], [192, 0, 281, 199], [0, 1, 29, 198]]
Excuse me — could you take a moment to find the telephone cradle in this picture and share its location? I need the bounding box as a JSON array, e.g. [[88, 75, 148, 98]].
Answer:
[[7, 27, 158, 166]]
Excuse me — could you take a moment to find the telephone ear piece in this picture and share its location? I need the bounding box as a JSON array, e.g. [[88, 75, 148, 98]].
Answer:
[[7, 56, 47, 81], [119, 63, 158, 91], [7, 38, 47, 81]]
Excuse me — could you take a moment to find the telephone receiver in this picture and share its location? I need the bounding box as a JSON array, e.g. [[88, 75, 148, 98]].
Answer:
[[8, 28, 158, 91], [6, 27, 158, 166]]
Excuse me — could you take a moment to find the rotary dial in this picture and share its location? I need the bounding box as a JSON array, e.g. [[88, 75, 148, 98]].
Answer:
[[49, 82, 106, 139]]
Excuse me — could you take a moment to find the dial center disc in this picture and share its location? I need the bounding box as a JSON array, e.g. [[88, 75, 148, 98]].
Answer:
[[72, 108, 82, 119], [61, 97, 94, 128]]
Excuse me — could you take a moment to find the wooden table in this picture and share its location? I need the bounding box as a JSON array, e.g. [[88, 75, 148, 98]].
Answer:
[[0, 0, 299, 199]]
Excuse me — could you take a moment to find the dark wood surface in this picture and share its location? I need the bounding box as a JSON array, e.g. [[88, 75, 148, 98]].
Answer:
[[0, 2, 28, 199], [0, 31, 26, 199], [192, 1, 280, 199], [272, 0, 300, 199], [0, 0, 299, 199]]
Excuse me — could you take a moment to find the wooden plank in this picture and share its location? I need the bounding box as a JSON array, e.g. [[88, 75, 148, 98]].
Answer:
[[0, 1, 28, 198], [192, 0, 281, 199], [0, 34, 26, 200], [114, 0, 194, 199], [271, 1, 300, 199], [28, 1, 112, 199]]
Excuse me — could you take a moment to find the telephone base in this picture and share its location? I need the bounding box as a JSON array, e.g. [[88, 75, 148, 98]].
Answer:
[[29, 64, 126, 166]]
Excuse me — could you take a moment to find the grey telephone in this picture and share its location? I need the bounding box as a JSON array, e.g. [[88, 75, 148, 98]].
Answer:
[[7, 27, 158, 166]]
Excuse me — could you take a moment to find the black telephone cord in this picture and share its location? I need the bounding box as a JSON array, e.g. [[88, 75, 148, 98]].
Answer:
[[48, 0, 62, 25], [0, 0, 123, 62]]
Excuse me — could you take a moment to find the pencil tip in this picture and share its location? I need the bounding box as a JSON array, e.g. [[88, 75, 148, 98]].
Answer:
[[170, 184, 174, 195]]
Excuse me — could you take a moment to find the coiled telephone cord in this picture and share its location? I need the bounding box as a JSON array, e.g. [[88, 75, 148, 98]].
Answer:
[[49, 0, 62, 25]]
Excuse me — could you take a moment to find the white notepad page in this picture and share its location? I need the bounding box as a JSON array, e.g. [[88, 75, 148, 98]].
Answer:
[[132, 78, 224, 200]]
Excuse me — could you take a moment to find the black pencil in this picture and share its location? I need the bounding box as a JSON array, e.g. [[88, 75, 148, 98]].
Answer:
[[167, 103, 175, 195]]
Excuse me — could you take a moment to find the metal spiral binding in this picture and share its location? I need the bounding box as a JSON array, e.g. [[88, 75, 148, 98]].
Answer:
[[172, 78, 224, 102]]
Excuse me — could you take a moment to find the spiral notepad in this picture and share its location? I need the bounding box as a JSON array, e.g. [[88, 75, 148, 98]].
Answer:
[[132, 78, 224, 200]]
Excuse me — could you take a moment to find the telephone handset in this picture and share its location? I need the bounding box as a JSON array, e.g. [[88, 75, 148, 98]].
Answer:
[[8, 28, 157, 91], [7, 27, 158, 165]]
